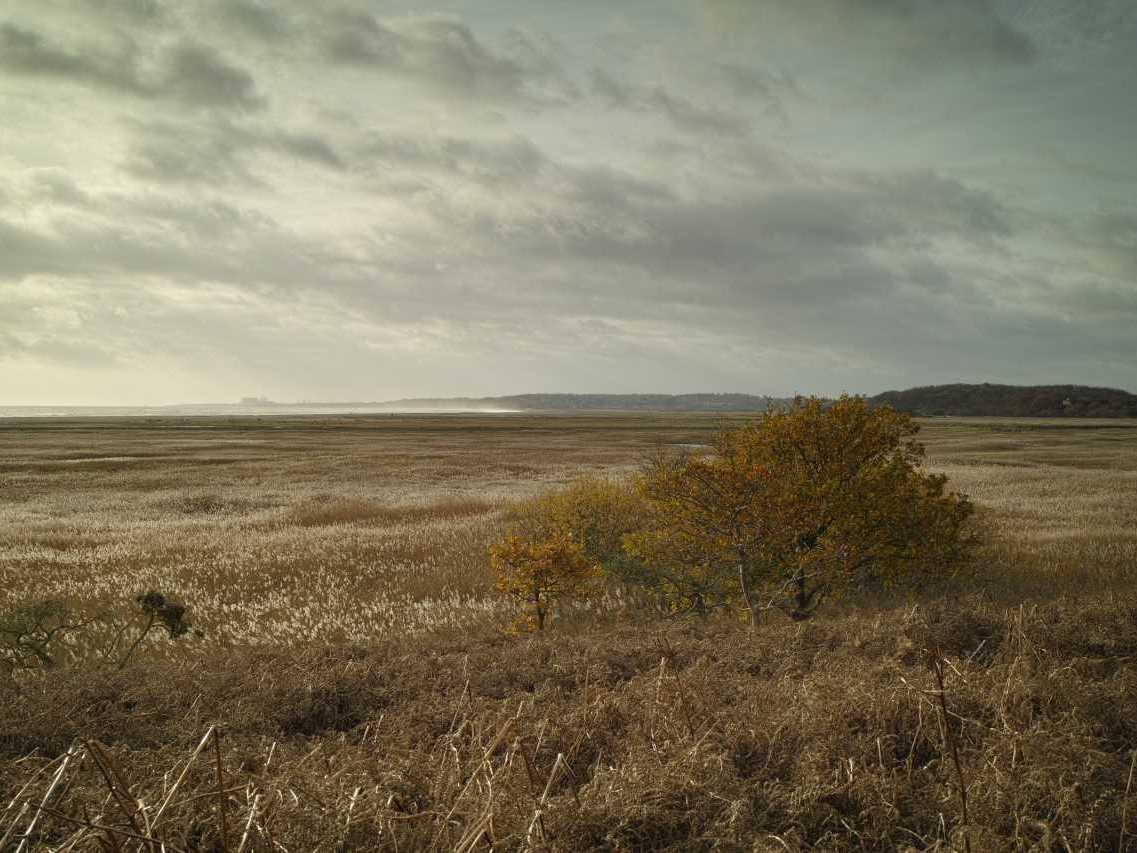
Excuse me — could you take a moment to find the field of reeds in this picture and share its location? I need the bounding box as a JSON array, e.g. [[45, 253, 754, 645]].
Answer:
[[2, 413, 1136, 851]]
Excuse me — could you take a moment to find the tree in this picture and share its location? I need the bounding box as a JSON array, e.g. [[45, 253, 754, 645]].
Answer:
[[621, 512, 740, 614], [508, 475, 648, 572], [489, 532, 601, 631], [631, 396, 974, 621]]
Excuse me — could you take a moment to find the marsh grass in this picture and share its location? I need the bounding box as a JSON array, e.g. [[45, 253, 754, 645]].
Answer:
[[2, 414, 1136, 849], [283, 495, 498, 528], [3, 597, 1135, 850]]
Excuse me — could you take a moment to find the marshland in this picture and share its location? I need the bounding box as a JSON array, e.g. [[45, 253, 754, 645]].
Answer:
[[2, 412, 1136, 851]]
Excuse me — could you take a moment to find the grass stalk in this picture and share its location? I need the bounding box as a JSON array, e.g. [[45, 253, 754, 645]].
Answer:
[[929, 652, 972, 853]]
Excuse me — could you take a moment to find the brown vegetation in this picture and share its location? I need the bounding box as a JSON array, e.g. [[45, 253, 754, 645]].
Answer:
[[2, 413, 1136, 850]]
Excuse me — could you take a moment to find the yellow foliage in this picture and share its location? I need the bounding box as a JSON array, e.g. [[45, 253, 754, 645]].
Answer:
[[508, 475, 648, 568], [631, 396, 974, 620], [489, 532, 601, 631]]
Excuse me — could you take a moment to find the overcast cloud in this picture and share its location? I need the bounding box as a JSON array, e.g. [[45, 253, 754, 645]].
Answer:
[[1, 0, 1134, 404]]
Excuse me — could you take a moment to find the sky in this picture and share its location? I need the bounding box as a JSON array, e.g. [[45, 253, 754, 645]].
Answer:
[[1, 0, 1135, 404]]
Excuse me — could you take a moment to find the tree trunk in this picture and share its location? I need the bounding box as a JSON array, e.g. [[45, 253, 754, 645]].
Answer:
[[736, 548, 758, 626], [790, 570, 819, 621]]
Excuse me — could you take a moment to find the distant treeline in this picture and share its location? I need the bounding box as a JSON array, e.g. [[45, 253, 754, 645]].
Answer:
[[284, 384, 1137, 417], [870, 383, 1137, 418]]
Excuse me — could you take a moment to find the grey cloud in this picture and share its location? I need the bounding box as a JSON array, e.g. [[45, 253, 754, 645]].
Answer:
[[390, 156, 1014, 337], [1, 127, 1014, 331], [0, 152, 1129, 396], [0, 219, 65, 279], [0, 203, 319, 293], [591, 68, 749, 137], [1053, 278, 1137, 319], [215, 0, 291, 41], [79, 0, 166, 25], [0, 21, 262, 110], [323, 12, 573, 105], [125, 123, 261, 186], [0, 332, 121, 367], [643, 137, 797, 184], [1085, 210, 1137, 277], [359, 133, 546, 187], [323, 10, 401, 65], [589, 67, 633, 107], [868, 171, 1013, 241], [2, 2, 1132, 398], [0, 21, 148, 95], [903, 258, 953, 293], [715, 62, 801, 122], [273, 132, 344, 169], [117, 195, 278, 240], [701, 0, 1036, 68], [500, 28, 566, 80], [29, 170, 92, 207], [558, 164, 675, 210], [159, 41, 263, 109], [716, 63, 797, 101], [648, 86, 750, 137], [124, 118, 344, 185], [499, 168, 1012, 282], [1092, 211, 1137, 246]]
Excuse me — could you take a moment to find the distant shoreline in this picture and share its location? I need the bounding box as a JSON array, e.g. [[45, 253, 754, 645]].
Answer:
[[0, 405, 525, 419], [4, 383, 1136, 418]]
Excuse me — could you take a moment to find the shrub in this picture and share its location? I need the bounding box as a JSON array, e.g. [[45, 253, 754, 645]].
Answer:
[[629, 396, 975, 620], [489, 533, 601, 631], [508, 475, 648, 572], [114, 590, 194, 669]]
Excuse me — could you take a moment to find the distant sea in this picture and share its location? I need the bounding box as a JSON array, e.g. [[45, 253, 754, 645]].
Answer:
[[0, 404, 519, 419]]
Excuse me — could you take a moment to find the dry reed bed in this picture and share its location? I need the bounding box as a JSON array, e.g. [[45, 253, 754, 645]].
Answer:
[[2, 596, 1136, 850], [3, 415, 1137, 850], [4, 415, 1135, 642], [1, 417, 658, 646]]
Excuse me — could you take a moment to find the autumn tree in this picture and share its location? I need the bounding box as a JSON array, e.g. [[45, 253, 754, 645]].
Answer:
[[621, 510, 740, 614], [624, 436, 775, 617], [489, 532, 600, 631], [631, 396, 974, 621], [490, 476, 647, 631], [508, 475, 648, 571]]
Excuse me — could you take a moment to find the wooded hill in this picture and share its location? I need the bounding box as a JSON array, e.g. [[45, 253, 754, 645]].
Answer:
[[870, 383, 1137, 417], [287, 386, 1137, 416]]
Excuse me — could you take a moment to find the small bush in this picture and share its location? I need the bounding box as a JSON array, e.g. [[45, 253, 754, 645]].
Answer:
[[489, 533, 600, 631], [507, 475, 648, 571]]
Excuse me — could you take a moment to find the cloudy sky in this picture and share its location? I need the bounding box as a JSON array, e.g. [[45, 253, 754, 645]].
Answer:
[[1, 0, 1134, 404]]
